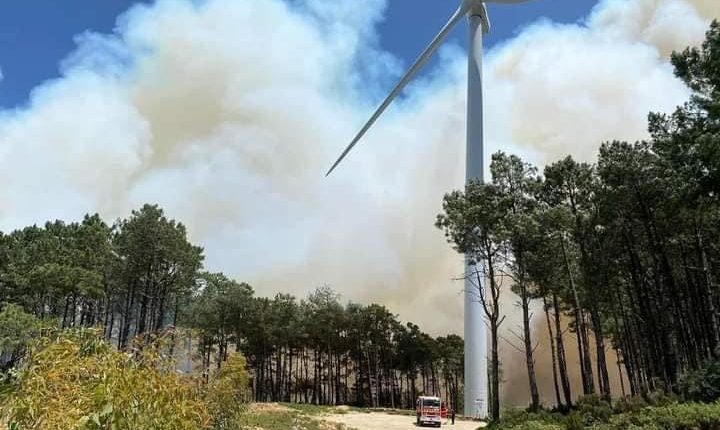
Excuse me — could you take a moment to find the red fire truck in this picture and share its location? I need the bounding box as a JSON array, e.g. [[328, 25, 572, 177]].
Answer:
[[416, 396, 446, 427]]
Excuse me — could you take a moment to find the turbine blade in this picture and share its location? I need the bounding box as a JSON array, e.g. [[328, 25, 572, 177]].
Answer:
[[326, 4, 467, 176], [479, 3, 491, 33]]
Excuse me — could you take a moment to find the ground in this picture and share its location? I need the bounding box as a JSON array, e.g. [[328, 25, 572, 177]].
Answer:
[[324, 410, 485, 430], [235, 403, 348, 430], [0, 401, 486, 430], [239, 404, 486, 430]]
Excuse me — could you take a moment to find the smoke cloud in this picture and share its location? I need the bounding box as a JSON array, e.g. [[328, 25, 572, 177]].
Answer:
[[0, 0, 718, 404]]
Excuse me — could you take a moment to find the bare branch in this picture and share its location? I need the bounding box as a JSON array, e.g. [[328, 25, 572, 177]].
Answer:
[[509, 328, 525, 344], [498, 315, 507, 327], [500, 334, 525, 354]]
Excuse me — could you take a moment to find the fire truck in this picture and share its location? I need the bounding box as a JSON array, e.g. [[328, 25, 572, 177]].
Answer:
[[415, 396, 446, 427]]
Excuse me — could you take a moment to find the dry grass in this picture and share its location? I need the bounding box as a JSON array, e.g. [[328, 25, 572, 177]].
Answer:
[[249, 403, 294, 413], [235, 403, 352, 430]]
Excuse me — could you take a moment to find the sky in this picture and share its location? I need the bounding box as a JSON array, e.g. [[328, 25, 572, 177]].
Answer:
[[0, 0, 717, 404], [0, 1, 596, 108]]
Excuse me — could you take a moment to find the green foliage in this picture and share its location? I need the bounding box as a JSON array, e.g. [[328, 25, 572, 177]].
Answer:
[[488, 408, 565, 430], [493, 408, 564, 427], [0, 304, 46, 372], [680, 359, 720, 403], [563, 412, 583, 430], [604, 401, 720, 430], [574, 394, 613, 425], [113, 204, 204, 343], [2, 216, 112, 319], [0, 379, 13, 402], [206, 353, 251, 430], [3, 329, 218, 430], [647, 390, 680, 407], [613, 395, 650, 414], [493, 402, 720, 430]]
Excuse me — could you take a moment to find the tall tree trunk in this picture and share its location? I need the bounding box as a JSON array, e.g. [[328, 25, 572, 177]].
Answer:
[[119, 280, 137, 348], [490, 319, 500, 421], [560, 235, 595, 394], [543, 296, 563, 410], [590, 304, 611, 400], [697, 228, 720, 356], [553, 292, 573, 407], [153, 283, 168, 332], [520, 280, 540, 411]]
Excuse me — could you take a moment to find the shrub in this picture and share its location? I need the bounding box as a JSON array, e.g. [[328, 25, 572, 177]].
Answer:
[[605, 401, 720, 430], [574, 394, 613, 425], [680, 359, 720, 403], [206, 353, 251, 429], [614, 395, 649, 413], [492, 399, 720, 430], [491, 407, 564, 429], [646, 388, 679, 406], [3, 329, 211, 429], [563, 412, 584, 430]]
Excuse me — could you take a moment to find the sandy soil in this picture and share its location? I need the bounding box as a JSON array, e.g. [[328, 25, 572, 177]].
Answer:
[[324, 412, 486, 430]]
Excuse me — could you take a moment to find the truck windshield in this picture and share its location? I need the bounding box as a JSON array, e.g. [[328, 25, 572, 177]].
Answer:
[[422, 399, 440, 407]]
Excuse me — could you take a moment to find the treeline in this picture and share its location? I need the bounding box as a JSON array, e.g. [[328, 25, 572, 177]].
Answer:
[[437, 22, 720, 419], [190, 281, 463, 409], [0, 205, 463, 410], [0, 205, 202, 347]]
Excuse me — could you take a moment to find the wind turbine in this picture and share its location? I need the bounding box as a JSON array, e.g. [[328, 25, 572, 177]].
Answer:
[[326, 0, 531, 419]]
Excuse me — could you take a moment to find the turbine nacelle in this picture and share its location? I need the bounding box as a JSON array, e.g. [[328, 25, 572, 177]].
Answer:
[[463, 0, 532, 33], [462, 0, 490, 32]]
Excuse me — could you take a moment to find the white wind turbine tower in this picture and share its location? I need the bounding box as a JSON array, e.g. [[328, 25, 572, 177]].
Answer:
[[326, 0, 531, 419]]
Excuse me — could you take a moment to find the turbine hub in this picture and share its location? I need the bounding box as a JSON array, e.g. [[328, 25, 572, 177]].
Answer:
[[463, 0, 486, 16]]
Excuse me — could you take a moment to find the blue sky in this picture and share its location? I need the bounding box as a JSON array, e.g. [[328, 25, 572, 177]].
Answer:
[[0, 0, 596, 108]]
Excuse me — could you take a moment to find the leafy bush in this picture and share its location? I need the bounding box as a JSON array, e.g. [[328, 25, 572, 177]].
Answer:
[[646, 388, 679, 406], [574, 394, 613, 425], [206, 353, 251, 429], [2, 329, 231, 429], [680, 359, 720, 403], [563, 412, 584, 430], [480, 401, 720, 430], [490, 407, 564, 429], [493, 399, 720, 430], [603, 401, 720, 430], [614, 395, 649, 414]]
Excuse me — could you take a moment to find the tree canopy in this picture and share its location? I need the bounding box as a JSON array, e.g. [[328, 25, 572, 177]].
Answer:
[[435, 20, 720, 419]]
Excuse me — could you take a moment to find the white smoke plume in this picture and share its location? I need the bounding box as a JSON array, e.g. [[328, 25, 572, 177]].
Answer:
[[0, 0, 718, 404]]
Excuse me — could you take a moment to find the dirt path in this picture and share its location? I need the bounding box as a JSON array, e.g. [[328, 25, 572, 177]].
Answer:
[[324, 412, 485, 430]]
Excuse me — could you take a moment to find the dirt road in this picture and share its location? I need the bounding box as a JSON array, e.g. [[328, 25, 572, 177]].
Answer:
[[324, 411, 485, 430]]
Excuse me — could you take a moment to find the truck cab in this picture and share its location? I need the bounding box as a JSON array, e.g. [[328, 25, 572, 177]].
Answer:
[[416, 396, 443, 427]]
